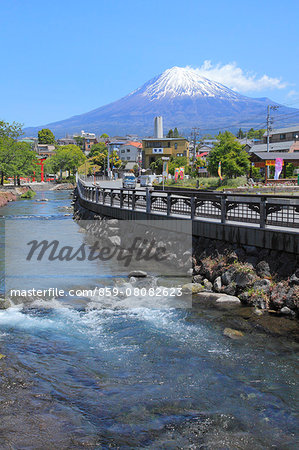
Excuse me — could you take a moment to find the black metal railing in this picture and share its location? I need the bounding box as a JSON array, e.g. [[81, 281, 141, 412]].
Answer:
[[76, 177, 299, 229]]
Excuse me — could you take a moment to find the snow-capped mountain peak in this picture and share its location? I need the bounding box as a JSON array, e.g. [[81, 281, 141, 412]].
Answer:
[[136, 66, 240, 100]]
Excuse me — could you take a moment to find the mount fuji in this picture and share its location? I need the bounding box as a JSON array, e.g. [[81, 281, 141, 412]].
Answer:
[[24, 66, 298, 137]]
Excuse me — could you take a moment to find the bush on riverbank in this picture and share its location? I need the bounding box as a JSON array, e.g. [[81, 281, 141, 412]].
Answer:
[[20, 190, 36, 199], [161, 176, 246, 190]]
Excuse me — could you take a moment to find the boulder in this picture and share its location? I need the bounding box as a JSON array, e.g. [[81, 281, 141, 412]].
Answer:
[[256, 261, 271, 278], [222, 284, 237, 296], [128, 270, 147, 278], [221, 268, 236, 286], [108, 235, 121, 246], [213, 276, 222, 292], [235, 272, 255, 288], [216, 295, 240, 304], [223, 328, 244, 339], [280, 306, 295, 316], [253, 279, 271, 293], [182, 283, 204, 294], [290, 273, 299, 286], [192, 274, 203, 284], [203, 279, 213, 291]]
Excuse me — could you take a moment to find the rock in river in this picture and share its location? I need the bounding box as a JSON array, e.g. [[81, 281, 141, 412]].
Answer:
[[223, 328, 244, 339]]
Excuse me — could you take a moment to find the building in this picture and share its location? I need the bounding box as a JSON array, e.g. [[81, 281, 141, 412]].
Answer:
[[18, 137, 38, 151], [262, 125, 299, 143], [36, 144, 56, 157], [142, 137, 189, 168], [142, 116, 189, 168], [57, 138, 76, 146], [118, 141, 142, 162]]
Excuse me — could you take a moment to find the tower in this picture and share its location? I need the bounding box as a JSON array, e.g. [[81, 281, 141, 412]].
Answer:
[[154, 116, 163, 138]]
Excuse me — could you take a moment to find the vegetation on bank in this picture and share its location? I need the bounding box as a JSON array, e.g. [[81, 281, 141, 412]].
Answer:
[[0, 120, 39, 185], [20, 189, 36, 199]]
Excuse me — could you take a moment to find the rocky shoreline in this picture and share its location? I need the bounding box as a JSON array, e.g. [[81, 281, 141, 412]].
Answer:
[[73, 190, 298, 319], [0, 187, 30, 208], [192, 237, 298, 317]]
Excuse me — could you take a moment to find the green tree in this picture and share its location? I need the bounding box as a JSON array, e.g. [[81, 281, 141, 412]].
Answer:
[[285, 163, 294, 178], [237, 128, 245, 139], [73, 136, 85, 150], [247, 128, 266, 140], [150, 158, 163, 174], [208, 131, 250, 178], [173, 127, 179, 138], [100, 133, 109, 139], [38, 128, 55, 144], [168, 156, 189, 175], [0, 120, 24, 184], [45, 145, 86, 179], [10, 142, 37, 185], [166, 129, 174, 138], [88, 142, 107, 158]]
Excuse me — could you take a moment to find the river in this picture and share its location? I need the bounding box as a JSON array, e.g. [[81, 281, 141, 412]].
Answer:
[[0, 189, 298, 449]]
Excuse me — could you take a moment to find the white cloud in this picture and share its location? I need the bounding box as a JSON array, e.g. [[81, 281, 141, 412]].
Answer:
[[190, 61, 287, 93], [287, 90, 298, 98]]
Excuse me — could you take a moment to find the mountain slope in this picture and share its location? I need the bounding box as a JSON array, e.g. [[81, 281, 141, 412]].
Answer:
[[24, 67, 299, 137]]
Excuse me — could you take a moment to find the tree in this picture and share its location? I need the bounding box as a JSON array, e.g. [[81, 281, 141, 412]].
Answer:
[[173, 127, 179, 138], [0, 120, 24, 184], [88, 144, 122, 172], [168, 156, 189, 175], [88, 142, 107, 158], [45, 145, 86, 178], [208, 131, 250, 178], [0, 120, 23, 139], [166, 129, 174, 138], [38, 128, 55, 144], [237, 128, 245, 139], [247, 128, 266, 140], [100, 133, 109, 139], [74, 136, 85, 150], [10, 142, 37, 185], [150, 158, 163, 174]]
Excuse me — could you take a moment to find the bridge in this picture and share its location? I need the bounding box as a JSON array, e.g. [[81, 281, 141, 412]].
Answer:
[[75, 176, 299, 254]]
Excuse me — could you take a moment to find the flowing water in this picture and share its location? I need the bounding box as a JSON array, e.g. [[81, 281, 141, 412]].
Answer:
[[0, 190, 298, 449]]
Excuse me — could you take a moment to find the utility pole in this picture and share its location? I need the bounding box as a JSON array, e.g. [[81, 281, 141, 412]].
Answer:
[[266, 105, 279, 178], [191, 127, 199, 169]]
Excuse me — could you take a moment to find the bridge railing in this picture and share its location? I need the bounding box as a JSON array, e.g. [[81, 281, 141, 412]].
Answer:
[[76, 177, 299, 229]]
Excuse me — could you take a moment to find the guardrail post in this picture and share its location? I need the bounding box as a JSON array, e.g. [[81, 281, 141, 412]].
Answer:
[[260, 196, 266, 229], [146, 188, 151, 213], [120, 189, 123, 208], [167, 193, 171, 216], [221, 195, 226, 224], [110, 189, 113, 206], [95, 188, 99, 203], [132, 191, 135, 210], [190, 195, 195, 219]]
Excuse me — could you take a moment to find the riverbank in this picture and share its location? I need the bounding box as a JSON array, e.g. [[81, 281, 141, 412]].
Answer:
[[73, 193, 299, 319], [192, 237, 299, 317], [0, 187, 30, 207]]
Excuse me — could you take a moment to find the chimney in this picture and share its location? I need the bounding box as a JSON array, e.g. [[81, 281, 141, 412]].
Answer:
[[154, 116, 163, 138]]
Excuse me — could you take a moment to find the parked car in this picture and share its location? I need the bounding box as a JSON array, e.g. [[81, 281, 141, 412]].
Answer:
[[122, 174, 136, 189]]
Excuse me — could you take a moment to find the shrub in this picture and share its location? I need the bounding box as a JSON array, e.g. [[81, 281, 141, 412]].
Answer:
[[20, 189, 36, 199]]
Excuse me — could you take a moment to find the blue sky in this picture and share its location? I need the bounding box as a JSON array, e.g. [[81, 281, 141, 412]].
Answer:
[[1, 0, 298, 127]]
